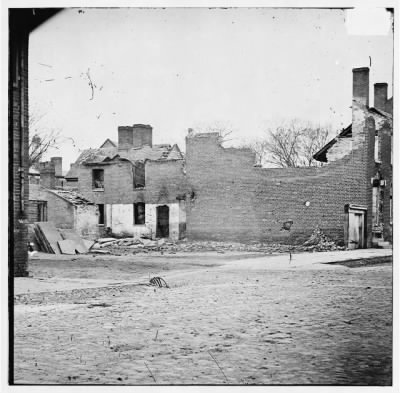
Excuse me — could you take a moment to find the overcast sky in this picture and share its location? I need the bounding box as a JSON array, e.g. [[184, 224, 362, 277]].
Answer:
[[29, 7, 393, 171]]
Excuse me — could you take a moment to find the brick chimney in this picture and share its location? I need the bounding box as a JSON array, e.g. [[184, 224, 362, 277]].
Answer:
[[39, 161, 55, 189], [374, 83, 388, 112], [50, 157, 62, 177], [132, 124, 152, 148], [118, 124, 153, 150], [352, 67, 370, 107], [118, 126, 134, 150]]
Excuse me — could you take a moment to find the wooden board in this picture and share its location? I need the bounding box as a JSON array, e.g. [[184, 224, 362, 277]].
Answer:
[[59, 229, 88, 253], [58, 239, 77, 255], [35, 222, 63, 254]]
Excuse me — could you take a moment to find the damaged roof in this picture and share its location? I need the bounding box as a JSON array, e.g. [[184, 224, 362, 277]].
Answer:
[[313, 124, 352, 163], [47, 189, 94, 205], [314, 104, 392, 163], [75, 144, 183, 165]]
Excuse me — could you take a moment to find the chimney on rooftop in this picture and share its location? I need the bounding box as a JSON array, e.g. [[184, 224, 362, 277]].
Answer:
[[118, 124, 153, 150], [39, 161, 55, 189], [374, 83, 388, 112], [352, 67, 370, 107], [50, 157, 62, 177]]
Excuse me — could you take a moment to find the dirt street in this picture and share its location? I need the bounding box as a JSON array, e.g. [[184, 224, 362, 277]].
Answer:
[[13, 252, 392, 385]]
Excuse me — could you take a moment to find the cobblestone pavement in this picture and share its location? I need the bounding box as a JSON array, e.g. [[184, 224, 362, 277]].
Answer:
[[13, 254, 392, 385]]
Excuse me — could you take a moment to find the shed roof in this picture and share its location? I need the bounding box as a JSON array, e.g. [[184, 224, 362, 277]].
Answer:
[[47, 189, 94, 205]]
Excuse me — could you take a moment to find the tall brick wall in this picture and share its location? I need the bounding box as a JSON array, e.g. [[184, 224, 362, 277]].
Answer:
[[185, 125, 373, 245], [376, 120, 393, 241], [184, 68, 392, 246], [9, 23, 30, 276]]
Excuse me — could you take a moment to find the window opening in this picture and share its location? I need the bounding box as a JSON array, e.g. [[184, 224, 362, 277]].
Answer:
[[92, 169, 104, 189]]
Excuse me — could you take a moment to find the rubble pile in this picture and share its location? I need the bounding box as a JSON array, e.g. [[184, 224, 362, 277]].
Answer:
[[302, 227, 345, 252], [89, 235, 345, 255]]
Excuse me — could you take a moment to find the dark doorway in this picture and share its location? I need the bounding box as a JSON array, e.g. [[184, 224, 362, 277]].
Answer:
[[156, 205, 169, 238], [98, 204, 104, 225]]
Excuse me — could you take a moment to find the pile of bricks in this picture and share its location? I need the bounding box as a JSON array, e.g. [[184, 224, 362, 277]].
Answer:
[[92, 236, 345, 255], [302, 227, 345, 252]]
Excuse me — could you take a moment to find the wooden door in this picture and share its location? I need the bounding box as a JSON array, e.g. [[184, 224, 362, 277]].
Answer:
[[348, 210, 365, 249], [156, 205, 169, 238]]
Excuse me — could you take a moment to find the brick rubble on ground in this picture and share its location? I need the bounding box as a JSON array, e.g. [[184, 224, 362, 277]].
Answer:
[[89, 227, 345, 256]]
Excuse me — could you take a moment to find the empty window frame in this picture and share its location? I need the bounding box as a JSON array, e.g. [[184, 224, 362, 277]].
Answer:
[[374, 131, 381, 163], [134, 202, 145, 225], [98, 204, 105, 225], [133, 162, 145, 188], [92, 169, 104, 189]]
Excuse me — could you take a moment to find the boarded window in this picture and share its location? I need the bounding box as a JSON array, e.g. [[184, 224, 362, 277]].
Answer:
[[92, 169, 104, 189], [98, 204, 105, 225], [134, 203, 145, 225]]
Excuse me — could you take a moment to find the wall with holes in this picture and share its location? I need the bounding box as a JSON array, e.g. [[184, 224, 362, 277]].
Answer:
[[105, 202, 183, 240], [185, 120, 377, 245]]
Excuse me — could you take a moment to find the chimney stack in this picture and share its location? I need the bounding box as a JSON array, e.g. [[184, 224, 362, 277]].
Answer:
[[118, 124, 153, 150], [352, 67, 370, 107], [132, 124, 152, 148], [374, 83, 388, 112], [50, 157, 62, 177], [39, 161, 56, 189], [118, 126, 134, 150]]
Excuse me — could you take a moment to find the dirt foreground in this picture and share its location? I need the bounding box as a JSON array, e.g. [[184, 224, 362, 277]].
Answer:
[[13, 250, 392, 385]]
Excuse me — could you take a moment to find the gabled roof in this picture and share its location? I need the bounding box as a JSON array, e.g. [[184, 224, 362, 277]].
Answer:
[[313, 124, 352, 163], [99, 138, 117, 148], [65, 165, 78, 179]]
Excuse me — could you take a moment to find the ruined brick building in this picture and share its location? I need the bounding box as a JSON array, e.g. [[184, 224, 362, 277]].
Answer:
[[69, 124, 188, 240], [28, 159, 100, 240], [185, 67, 393, 248]]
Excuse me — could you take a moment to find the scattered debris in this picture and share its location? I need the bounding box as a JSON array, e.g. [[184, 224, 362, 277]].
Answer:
[[302, 227, 345, 251]]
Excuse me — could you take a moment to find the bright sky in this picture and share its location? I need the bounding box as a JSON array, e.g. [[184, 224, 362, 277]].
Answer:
[[29, 7, 393, 172]]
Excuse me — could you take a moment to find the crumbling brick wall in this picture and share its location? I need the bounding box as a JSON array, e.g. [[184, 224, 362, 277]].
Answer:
[[78, 158, 187, 205], [185, 127, 373, 245]]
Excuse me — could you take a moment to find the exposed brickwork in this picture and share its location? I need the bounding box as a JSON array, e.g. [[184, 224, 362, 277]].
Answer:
[[77, 159, 186, 206], [185, 68, 392, 246], [9, 24, 30, 276], [118, 124, 153, 150], [185, 134, 370, 244], [28, 185, 75, 228]]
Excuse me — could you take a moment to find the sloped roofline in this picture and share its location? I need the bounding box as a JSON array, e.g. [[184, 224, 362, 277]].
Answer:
[[313, 124, 352, 163]]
